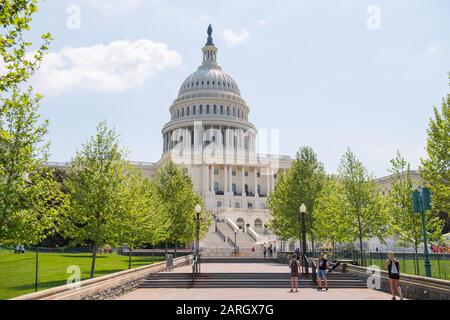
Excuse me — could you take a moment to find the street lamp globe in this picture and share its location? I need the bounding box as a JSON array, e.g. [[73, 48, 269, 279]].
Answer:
[[299, 203, 306, 214], [195, 204, 202, 214]]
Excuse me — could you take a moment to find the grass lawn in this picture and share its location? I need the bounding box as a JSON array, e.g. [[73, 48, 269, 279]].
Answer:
[[362, 257, 450, 280], [0, 248, 165, 300]]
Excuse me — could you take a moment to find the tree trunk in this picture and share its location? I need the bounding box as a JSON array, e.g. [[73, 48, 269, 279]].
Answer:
[[414, 243, 419, 275], [90, 243, 98, 279], [309, 217, 315, 255], [174, 241, 177, 258], [165, 241, 168, 256], [152, 245, 155, 264], [128, 247, 132, 269]]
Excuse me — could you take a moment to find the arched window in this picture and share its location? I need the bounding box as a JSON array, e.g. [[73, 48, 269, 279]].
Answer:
[[254, 218, 263, 230], [257, 185, 261, 195], [177, 109, 180, 118], [199, 105, 203, 114], [227, 106, 230, 115], [220, 105, 224, 114], [214, 182, 219, 193], [186, 106, 190, 116], [181, 108, 184, 117], [232, 183, 236, 194], [236, 218, 245, 230], [206, 105, 210, 114], [237, 109, 240, 118], [233, 107, 236, 116], [213, 105, 217, 114], [193, 105, 196, 115]]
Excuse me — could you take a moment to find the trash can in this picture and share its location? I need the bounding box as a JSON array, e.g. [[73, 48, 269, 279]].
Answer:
[[166, 254, 173, 271]]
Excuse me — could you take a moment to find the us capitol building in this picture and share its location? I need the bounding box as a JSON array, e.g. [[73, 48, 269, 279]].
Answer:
[[157, 25, 292, 250]]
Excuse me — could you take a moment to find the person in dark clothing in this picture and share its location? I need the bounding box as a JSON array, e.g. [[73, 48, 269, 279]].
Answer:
[[268, 244, 273, 258], [295, 247, 301, 260], [263, 246, 267, 258], [289, 254, 300, 292], [386, 251, 403, 300], [317, 252, 328, 291]]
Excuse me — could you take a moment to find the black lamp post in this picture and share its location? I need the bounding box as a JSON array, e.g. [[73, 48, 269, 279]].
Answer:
[[412, 188, 432, 278], [195, 204, 201, 256], [300, 203, 309, 275]]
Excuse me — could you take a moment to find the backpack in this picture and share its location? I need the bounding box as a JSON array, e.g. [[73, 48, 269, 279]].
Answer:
[[290, 259, 298, 272]]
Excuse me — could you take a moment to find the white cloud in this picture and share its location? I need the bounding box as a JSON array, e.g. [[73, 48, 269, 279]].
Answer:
[[221, 28, 250, 47], [80, 0, 145, 16], [33, 39, 182, 96]]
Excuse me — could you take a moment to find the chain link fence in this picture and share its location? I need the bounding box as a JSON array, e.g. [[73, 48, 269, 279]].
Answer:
[[0, 246, 165, 300], [308, 250, 449, 280]]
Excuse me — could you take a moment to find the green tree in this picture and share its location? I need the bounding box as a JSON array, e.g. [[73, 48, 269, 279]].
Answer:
[[63, 121, 132, 278], [120, 169, 169, 269], [152, 161, 209, 254], [0, 0, 63, 245], [385, 151, 443, 273], [267, 146, 325, 251], [420, 78, 450, 221], [314, 176, 355, 247], [338, 148, 386, 264]]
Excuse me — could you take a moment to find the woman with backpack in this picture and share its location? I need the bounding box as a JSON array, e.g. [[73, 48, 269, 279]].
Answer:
[[288, 254, 300, 292], [386, 251, 403, 300]]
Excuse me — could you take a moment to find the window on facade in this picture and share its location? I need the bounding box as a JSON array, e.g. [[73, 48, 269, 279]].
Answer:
[[257, 172, 260, 178], [214, 182, 219, 192], [214, 169, 219, 175], [181, 108, 184, 117], [217, 201, 222, 208], [193, 105, 196, 115], [220, 105, 223, 114], [187, 106, 190, 116], [199, 105, 203, 114], [235, 203, 240, 209], [233, 107, 236, 116], [238, 109, 240, 118], [212, 81, 215, 85], [213, 105, 217, 114], [247, 203, 253, 209], [207, 81, 210, 85], [227, 106, 230, 115], [257, 185, 261, 194], [206, 105, 210, 114], [232, 171, 236, 176], [177, 109, 180, 118], [244, 172, 248, 177], [232, 183, 236, 193], [254, 218, 263, 230], [196, 82, 199, 86]]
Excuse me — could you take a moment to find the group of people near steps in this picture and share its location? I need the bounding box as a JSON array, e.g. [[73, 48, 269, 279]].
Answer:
[[288, 250, 404, 300]]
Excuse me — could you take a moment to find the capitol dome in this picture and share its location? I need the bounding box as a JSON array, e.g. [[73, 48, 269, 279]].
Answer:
[[178, 67, 241, 97], [162, 25, 256, 154]]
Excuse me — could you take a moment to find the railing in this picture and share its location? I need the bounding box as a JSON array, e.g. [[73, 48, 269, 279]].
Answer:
[[192, 254, 201, 283], [226, 218, 240, 233], [305, 255, 317, 283], [247, 227, 260, 241], [227, 237, 239, 253], [215, 225, 226, 242]]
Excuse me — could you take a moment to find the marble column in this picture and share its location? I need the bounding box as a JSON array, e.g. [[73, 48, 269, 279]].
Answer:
[[205, 165, 210, 192], [241, 167, 245, 197], [211, 164, 215, 193], [224, 165, 228, 193], [254, 167, 258, 197]]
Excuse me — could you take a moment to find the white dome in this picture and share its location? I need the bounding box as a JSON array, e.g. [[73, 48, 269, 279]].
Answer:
[[178, 66, 241, 97]]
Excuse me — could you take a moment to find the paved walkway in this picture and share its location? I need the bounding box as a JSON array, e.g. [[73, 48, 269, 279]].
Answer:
[[118, 288, 393, 300], [117, 262, 396, 300]]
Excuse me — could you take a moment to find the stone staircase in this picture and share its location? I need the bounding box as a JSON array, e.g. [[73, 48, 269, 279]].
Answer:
[[216, 222, 256, 249], [139, 272, 367, 289]]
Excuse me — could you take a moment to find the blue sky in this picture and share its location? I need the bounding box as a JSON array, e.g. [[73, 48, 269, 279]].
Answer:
[[26, 0, 450, 177]]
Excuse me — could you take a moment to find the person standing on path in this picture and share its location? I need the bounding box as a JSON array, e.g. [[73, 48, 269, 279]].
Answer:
[[268, 244, 273, 258], [317, 252, 329, 291], [386, 251, 403, 300], [295, 247, 301, 260], [289, 254, 300, 292], [263, 246, 267, 258]]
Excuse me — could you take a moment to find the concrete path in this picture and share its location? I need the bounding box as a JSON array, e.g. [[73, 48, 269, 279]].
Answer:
[[117, 262, 397, 300], [117, 287, 394, 300]]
